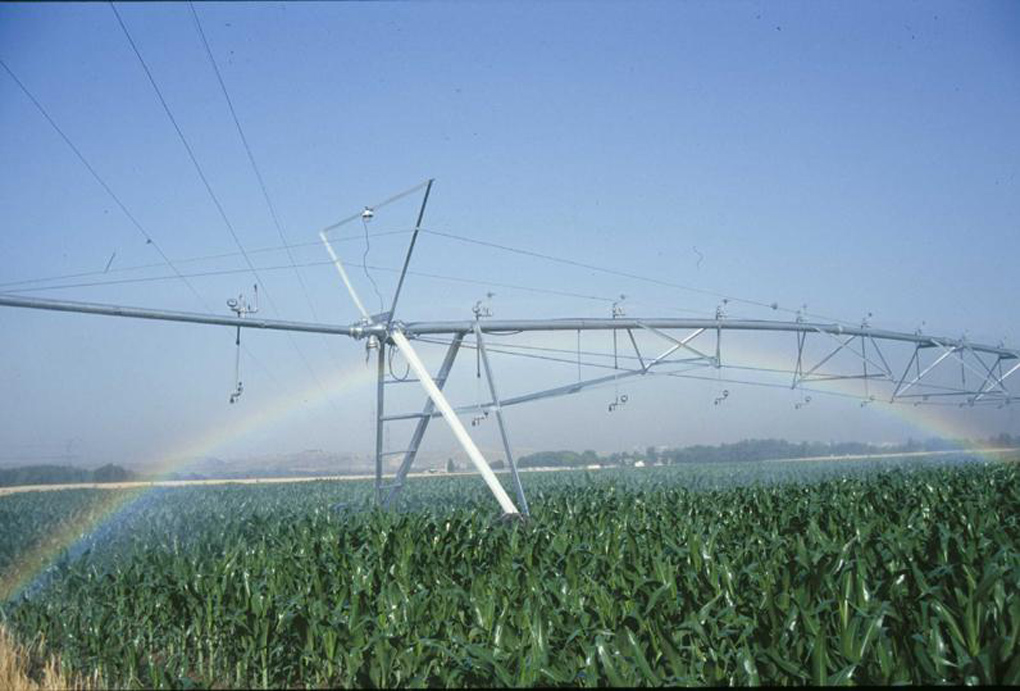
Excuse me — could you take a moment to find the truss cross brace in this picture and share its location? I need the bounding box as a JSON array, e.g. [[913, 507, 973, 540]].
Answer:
[[972, 359, 1020, 403], [390, 330, 520, 515], [383, 333, 464, 509], [637, 324, 712, 368]]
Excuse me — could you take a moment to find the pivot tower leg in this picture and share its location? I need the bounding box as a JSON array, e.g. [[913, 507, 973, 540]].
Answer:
[[475, 324, 529, 515], [390, 329, 519, 515], [374, 341, 386, 506], [383, 333, 465, 509]]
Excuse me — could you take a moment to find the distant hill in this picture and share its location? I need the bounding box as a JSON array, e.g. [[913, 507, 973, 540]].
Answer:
[[0, 463, 138, 488]]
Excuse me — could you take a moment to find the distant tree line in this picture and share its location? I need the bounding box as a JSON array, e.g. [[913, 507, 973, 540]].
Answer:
[[517, 450, 601, 469], [0, 463, 137, 488], [517, 434, 1017, 469], [1, 433, 1015, 487]]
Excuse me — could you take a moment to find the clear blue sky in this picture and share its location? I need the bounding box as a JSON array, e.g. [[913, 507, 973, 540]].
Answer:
[[1, 1, 1018, 469]]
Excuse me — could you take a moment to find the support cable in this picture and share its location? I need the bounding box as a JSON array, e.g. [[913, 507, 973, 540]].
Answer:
[[0, 54, 285, 394], [0, 228, 416, 290], [3, 259, 644, 312], [0, 57, 206, 312], [424, 228, 858, 328], [361, 217, 386, 313], [442, 336, 975, 394], [111, 2, 340, 409], [188, 2, 350, 368], [416, 335, 996, 406]]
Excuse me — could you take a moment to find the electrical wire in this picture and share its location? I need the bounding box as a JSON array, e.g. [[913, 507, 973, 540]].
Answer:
[[361, 217, 386, 313], [0, 228, 416, 290], [387, 345, 411, 382], [0, 259, 629, 310], [423, 228, 859, 328], [188, 1, 349, 369], [110, 3, 267, 294], [112, 2, 341, 410], [0, 54, 286, 395], [0, 57, 207, 313], [320, 181, 431, 235]]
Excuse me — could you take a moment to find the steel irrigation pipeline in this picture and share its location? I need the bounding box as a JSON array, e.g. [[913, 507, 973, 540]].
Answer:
[[2, 218, 867, 327], [0, 54, 289, 395], [2, 260, 708, 316], [188, 0, 352, 372], [413, 334, 1002, 409], [111, 2, 343, 413]]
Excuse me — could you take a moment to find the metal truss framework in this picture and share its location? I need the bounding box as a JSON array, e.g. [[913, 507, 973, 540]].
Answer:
[[2, 293, 1015, 514], [1, 183, 1016, 515]]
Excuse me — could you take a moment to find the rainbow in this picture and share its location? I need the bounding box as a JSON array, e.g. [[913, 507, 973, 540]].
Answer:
[[1, 335, 1012, 602], [1, 358, 377, 602], [712, 338, 1013, 453]]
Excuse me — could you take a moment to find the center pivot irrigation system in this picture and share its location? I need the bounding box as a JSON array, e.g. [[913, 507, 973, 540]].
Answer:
[[1, 180, 1017, 517]]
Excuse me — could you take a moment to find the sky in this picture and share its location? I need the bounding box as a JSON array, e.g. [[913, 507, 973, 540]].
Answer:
[[0, 1, 1018, 471]]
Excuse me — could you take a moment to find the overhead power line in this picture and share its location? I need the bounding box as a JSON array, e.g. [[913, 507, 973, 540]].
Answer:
[[111, 1, 341, 409], [187, 2, 321, 325], [109, 2, 267, 296], [0, 53, 286, 394], [188, 1, 352, 367], [0, 228, 415, 290], [0, 57, 208, 313], [1, 258, 628, 308], [424, 229, 859, 328]]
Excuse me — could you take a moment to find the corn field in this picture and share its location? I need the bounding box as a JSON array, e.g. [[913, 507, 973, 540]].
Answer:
[[1, 456, 1019, 687]]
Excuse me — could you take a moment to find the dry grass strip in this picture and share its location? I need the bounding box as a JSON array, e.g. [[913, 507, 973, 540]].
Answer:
[[0, 625, 97, 691]]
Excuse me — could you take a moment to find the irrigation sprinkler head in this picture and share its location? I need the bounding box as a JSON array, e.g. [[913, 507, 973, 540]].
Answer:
[[611, 294, 628, 318], [715, 298, 729, 320], [473, 292, 496, 320], [608, 393, 629, 412], [472, 301, 492, 320], [226, 285, 259, 318]]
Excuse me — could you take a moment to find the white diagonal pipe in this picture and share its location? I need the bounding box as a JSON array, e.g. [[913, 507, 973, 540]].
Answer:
[[320, 230, 370, 320], [390, 329, 519, 515]]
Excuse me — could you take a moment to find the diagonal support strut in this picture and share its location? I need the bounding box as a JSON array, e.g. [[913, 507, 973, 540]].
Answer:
[[383, 333, 464, 509]]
